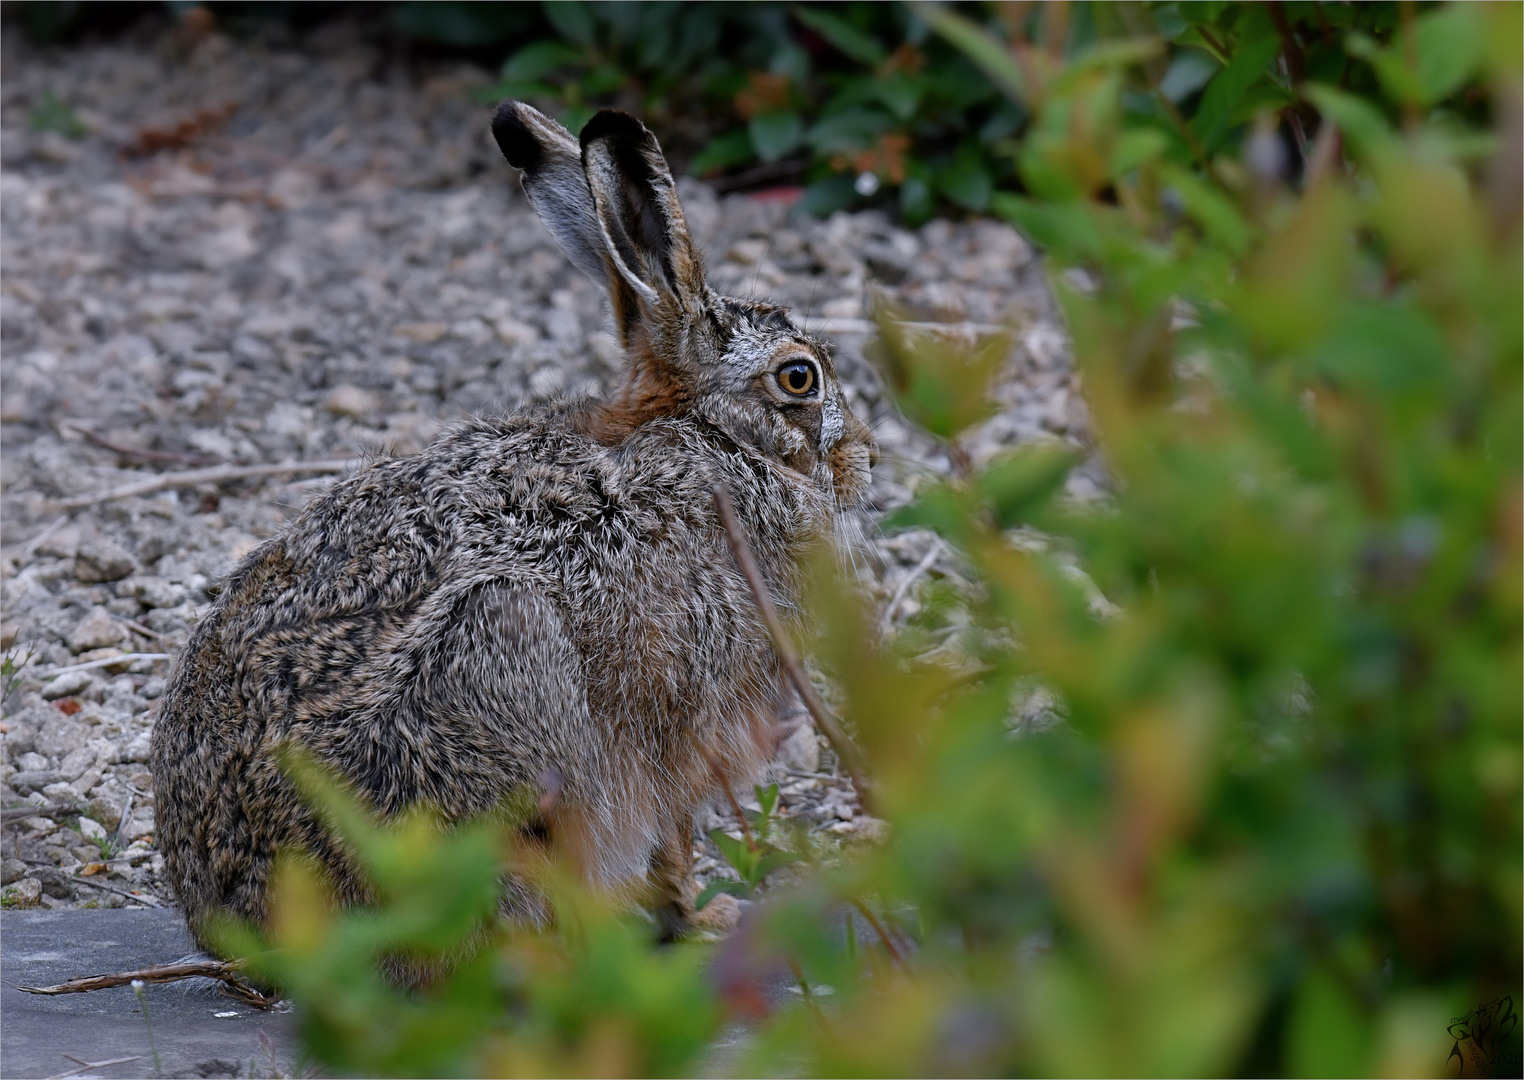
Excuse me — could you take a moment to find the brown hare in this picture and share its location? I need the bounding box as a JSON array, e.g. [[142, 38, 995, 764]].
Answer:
[[150, 102, 876, 951]]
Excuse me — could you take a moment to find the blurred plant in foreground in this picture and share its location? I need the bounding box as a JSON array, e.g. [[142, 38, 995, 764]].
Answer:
[[234, 3, 1520, 1076]]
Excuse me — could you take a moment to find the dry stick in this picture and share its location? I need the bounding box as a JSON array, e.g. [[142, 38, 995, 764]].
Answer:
[[21, 514, 70, 559], [68, 875, 164, 908], [62, 422, 221, 466], [40, 654, 171, 679], [878, 537, 944, 634], [116, 616, 172, 645], [17, 959, 277, 1009], [58, 459, 357, 509], [710, 484, 876, 818], [46, 1056, 142, 1080]]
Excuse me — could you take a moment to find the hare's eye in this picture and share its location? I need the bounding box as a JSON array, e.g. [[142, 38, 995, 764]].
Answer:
[[777, 361, 817, 397]]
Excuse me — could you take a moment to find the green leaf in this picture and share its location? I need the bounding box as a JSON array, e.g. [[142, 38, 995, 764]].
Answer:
[[914, 3, 1027, 104], [749, 111, 804, 163], [500, 40, 584, 82], [1350, 4, 1484, 108], [791, 4, 886, 67], [978, 444, 1080, 530], [1161, 164, 1250, 257], [754, 849, 804, 881], [936, 142, 994, 212], [542, 0, 597, 48], [992, 193, 1104, 262], [797, 174, 859, 218], [708, 828, 760, 882], [689, 130, 755, 177], [807, 107, 894, 154], [1191, 31, 1280, 151], [874, 71, 925, 121], [694, 878, 752, 911], [1288, 969, 1375, 1077], [1302, 84, 1395, 159]]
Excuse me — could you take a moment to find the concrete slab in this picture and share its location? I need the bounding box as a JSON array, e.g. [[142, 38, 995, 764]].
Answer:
[[1, 910, 301, 1080]]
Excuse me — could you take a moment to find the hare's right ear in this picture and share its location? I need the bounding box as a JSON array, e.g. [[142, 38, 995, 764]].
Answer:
[[492, 101, 609, 284]]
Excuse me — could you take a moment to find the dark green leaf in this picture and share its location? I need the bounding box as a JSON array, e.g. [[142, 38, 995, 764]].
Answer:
[[542, 0, 597, 48], [501, 40, 585, 82], [750, 111, 804, 163], [689, 130, 755, 176], [791, 4, 887, 66], [695, 878, 752, 911], [978, 445, 1080, 530], [1191, 30, 1280, 151]]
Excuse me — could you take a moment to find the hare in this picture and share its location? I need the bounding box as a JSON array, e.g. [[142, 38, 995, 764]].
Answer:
[[149, 102, 877, 951]]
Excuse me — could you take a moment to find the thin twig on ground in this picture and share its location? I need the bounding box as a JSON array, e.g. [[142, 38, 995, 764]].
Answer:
[[67, 875, 164, 907], [45, 1055, 142, 1080], [62, 422, 222, 466], [21, 514, 70, 559], [115, 616, 173, 645], [39, 654, 171, 678], [710, 483, 876, 817], [58, 459, 357, 509], [17, 959, 277, 1009], [879, 537, 944, 634]]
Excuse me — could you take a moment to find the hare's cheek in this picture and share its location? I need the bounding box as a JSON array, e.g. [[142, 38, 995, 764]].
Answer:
[[829, 442, 874, 503]]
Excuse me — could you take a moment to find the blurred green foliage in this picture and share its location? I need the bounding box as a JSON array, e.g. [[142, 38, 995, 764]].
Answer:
[[216, 2, 1519, 1076]]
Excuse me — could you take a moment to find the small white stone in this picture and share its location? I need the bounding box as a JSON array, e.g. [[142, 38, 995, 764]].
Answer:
[[67, 608, 123, 653], [324, 384, 379, 419], [78, 816, 109, 843]]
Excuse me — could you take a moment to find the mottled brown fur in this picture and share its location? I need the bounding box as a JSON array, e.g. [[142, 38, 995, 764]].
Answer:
[[150, 103, 876, 953]]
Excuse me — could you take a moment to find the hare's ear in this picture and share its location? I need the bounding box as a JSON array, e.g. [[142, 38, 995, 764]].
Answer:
[[492, 101, 609, 284], [579, 109, 707, 336]]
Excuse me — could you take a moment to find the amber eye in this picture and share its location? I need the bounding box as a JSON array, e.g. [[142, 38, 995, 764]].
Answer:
[[776, 361, 817, 397]]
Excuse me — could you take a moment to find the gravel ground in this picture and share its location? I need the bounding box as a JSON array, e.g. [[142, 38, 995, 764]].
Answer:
[[0, 20, 1094, 916]]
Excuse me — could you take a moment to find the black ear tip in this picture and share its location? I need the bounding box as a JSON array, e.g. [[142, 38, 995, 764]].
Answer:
[[491, 100, 542, 171], [579, 109, 651, 149]]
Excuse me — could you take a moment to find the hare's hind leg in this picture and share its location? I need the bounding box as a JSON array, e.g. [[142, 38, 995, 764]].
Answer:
[[649, 812, 697, 941], [399, 582, 647, 884]]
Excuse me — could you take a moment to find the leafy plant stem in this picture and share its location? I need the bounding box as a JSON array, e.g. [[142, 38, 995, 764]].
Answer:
[[850, 899, 905, 969], [711, 483, 876, 816]]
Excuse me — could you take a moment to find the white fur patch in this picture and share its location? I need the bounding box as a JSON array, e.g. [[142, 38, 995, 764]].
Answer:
[[820, 395, 844, 451]]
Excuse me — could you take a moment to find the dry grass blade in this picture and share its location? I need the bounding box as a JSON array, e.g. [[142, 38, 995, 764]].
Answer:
[[711, 483, 876, 817]]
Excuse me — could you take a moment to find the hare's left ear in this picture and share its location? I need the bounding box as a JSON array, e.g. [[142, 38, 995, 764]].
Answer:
[[579, 110, 707, 337]]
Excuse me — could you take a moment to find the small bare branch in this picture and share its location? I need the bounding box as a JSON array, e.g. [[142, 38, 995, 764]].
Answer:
[[17, 959, 276, 1008]]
